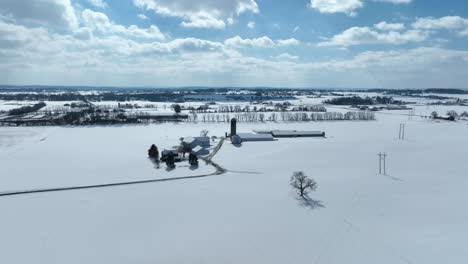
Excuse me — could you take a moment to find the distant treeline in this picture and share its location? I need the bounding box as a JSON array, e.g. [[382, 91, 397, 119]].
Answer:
[[368, 88, 468, 95], [0, 92, 183, 102], [323, 96, 402, 105], [0, 91, 293, 103], [8, 102, 46, 116]]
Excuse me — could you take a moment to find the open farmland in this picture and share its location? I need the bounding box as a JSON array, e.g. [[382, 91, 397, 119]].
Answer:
[[1, 99, 467, 264]]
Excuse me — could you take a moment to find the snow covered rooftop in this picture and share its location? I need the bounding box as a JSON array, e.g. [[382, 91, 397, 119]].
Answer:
[[271, 130, 325, 137], [192, 145, 203, 151], [236, 133, 274, 141], [252, 130, 325, 137]]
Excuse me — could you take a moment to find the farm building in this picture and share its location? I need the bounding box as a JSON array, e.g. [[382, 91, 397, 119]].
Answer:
[[252, 130, 326, 138], [271, 130, 325, 138], [160, 149, 181, 162], [232, 133, 274, 144], [385, 105, 412, 110], [183, 136, 210, 148], [252, 130, 274, 135], [191, 145, 209, 156]]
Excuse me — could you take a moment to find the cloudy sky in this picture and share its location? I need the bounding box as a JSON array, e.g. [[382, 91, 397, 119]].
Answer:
[[1, 0, 468, 88]]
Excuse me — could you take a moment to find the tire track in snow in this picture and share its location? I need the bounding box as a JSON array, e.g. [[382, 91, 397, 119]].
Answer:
[[0, 172, 221, 198]]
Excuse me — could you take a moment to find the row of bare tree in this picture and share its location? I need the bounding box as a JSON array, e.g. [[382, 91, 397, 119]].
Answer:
[[187, 111, 375, 123]]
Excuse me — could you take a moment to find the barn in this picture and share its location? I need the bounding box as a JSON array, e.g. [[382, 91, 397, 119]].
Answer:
[[183, 136, 210, 148], [271, 130, 325, 138], [232, 133, 274, 144]]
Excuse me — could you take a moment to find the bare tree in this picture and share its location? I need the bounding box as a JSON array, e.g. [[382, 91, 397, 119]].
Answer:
[[447, 110, 459, 118], [173, 104, 181, 114], [290, 171, 317, 197]]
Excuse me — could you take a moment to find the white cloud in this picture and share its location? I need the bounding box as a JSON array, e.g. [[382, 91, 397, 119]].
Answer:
[[277, 38, 301, 46], [180, 14, 226, 29], [293, 26, 300, 33], [310, 0, 412, 16], [318, 26, 427, 46], [82, 9, 165, 40], [274, 53, 299, 60], [138, 14, 149, 20], [1, 1, 466, 89], [133, 0, 259, 29], [1, 20, 467, 88], [0, 0, 78, 30], [73, 27, 93, 40], [247, 21, 255, 29], [2, 29, 467, 88], [412, 16, 468, 37], [374, 21, 405, 31], [310, 0, 364, 16], [319, 16, 468, 48], [87, 0, 108, 9], [224, 36, 301, 48], [224, 36, 275, 48], [0, 21, 50, 49], [137, 38, 225, 55]]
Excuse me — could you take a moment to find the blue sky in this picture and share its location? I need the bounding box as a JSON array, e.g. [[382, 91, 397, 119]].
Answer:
[[1, 0, 468, 88]]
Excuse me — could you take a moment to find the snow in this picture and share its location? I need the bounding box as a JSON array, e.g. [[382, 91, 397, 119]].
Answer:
[[0, 125, 216, 190], [0, 102, 467, 264]]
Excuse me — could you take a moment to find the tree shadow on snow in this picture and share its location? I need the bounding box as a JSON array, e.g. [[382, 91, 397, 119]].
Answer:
[[148, 157, 161, 169], [165, 165, 176, 172], [296, 195, 325, 210]]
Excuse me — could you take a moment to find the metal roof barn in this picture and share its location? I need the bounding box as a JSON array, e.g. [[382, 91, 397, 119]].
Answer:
[[235, 133, 274, 142], [271, 131, 325, 138], [183, 136, 210, 148]]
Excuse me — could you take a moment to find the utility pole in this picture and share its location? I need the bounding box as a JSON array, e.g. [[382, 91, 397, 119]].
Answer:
[[378, 152, 388, 175], [383, 152, 387, 175], [402, 124, 404, 140], [378, 152, 382, 174], [408, 109, 414, 120], [399, 124, 406, 140]]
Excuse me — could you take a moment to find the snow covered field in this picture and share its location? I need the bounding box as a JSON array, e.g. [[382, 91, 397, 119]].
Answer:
[[0, 103, 467, 264]]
